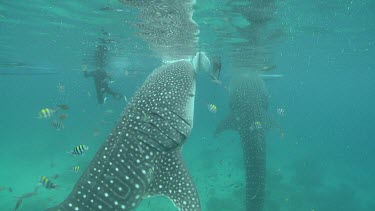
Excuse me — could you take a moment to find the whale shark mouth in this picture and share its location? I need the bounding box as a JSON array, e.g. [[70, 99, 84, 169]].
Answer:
[[46, 61, 200, 211]]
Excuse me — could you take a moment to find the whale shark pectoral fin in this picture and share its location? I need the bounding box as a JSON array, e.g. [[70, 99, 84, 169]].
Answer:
[[147, 149, 201, 211]]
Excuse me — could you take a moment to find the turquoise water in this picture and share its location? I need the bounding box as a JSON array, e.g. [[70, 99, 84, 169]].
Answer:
[[1, 0, 374, 210]]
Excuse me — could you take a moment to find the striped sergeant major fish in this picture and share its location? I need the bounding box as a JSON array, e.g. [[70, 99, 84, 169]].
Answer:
[[46, 59, 201, 210], [277, 107, 286, 117], [207, 103, 217, 113], [40, 176, 57, 189], [71, 166, 81, 173], [38, 108, 56, 119], [52, 120, 64, 130], [68, 145, 89, 156]]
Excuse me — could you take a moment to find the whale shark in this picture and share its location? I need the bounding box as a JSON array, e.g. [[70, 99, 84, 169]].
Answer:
[[118, 0, 199, 61], [46, 60, 200, 211], [215, 74, 269, 211]]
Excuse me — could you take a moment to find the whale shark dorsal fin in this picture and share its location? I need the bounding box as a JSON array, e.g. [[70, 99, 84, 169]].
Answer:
[[192, 51, 211, 73], [147, 148, 200, 210]]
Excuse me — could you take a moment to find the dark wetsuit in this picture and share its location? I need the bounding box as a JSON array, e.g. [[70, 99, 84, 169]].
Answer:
[[84, 69, 122, 104]]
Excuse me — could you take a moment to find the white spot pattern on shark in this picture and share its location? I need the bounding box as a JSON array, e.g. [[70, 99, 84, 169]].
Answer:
[[46, 61, 200, 211]]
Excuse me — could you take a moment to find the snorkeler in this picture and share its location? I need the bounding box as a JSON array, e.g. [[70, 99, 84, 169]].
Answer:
[[211, 55, 222, 81], [83, 30, 122, 104], [84, 68, 122, 104]]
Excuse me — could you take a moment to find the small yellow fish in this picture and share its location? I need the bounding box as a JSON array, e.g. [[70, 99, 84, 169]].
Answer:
[[71, 166, 81, 172], [68, 144, 89, 156], [254, 121, 262, 129], [38, 108, 56, 119], [40, 176, 57, 189], [207, 104, 217, 113], [250, 121, 262, 130], [52, 120, 64, 130], [277, 107, 286, 116]]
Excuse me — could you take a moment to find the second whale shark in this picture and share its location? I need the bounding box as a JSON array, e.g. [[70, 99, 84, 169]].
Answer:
[[215, 74, 270, 211], [46, 60, 200, 211]]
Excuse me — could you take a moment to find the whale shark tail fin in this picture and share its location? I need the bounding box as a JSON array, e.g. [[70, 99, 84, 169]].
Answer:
[[147, 148, 201, 210], [192, 51, 211, 73]]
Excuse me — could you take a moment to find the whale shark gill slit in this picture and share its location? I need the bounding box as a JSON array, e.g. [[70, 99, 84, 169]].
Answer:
[[135, 128, 170, 152], [151, 108, 192, 137], [149, 111, 189, 139], [136, 114, 180, 150], [146, 121, 180, 148]]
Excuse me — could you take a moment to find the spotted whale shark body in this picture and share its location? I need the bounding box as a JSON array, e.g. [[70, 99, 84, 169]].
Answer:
[[46, 60, 200, 211], [215, 74, 269, 211]]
